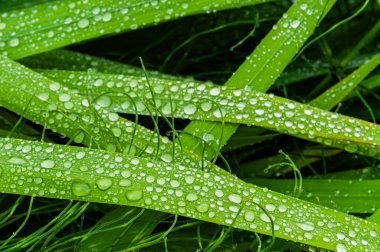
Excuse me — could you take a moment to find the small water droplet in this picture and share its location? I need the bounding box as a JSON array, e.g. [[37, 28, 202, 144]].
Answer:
[[96, 178, 113, 190], [336, 243, 347, 252], [290, 20, 300, 28], [125, 189, 144, 201], [72, 181, 91, 196]]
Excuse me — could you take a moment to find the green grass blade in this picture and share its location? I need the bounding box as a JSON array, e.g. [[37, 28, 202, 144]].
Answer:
[[1, 137, 380, 251], [39, 69, 380, 160], [310, 53, 380, 110], [0, 0, 269, 59], [19, 49, 187, 80], [252, 178, 380, 213], [176, 0, 336, 159]]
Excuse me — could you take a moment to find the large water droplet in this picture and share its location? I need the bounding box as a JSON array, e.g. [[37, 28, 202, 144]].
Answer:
[[96, 95, 112, 107], [186, 193, 198, 201], [296, 222, 315, 231], [184, 104, 197, 115], [228, 194, 242, 204], [41, 159, 55, 169], [125, 189, 144, 201], [336, 243, 347, 252], [244, 210, 255, 222], [8, 157, 27, 165], [78, 18, 90, 28], [96, 178, 113, 190], [72, 181, 91, 196], [196, 203, 209, 213]]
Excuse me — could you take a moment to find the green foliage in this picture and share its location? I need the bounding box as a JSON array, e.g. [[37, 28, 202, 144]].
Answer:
[[0, 0, 380, 251]]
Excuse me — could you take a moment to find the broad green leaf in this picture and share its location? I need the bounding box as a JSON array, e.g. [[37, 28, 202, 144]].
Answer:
[[1, 137, 379, 251], [177, 0, 336, 159], [252, 178, 380, 213], [39, 70, 380, 160], [0, 0, 269, 59], [310, 53, 380, 110]]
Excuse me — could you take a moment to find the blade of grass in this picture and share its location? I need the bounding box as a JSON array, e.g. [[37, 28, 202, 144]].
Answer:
[[310, 53, 380, 110], [251, 178, 380, 213], [0, 0, 270, 59], [0, 137, 379, 251], [176, 0, 336, 159], [39, 69, 380, 160]]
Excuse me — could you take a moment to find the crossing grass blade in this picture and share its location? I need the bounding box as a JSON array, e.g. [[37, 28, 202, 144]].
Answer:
[[0, 0, 269, 59], [1, 137, 380, 251]]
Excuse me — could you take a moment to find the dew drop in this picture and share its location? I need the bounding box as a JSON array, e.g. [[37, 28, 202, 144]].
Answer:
[[244, 210, 255, 222], [210, 87, 220, 96], [8, 157, 27, 165], [41, 159, 55, 169], [96, 178, 113, 190], [9, 38, 19, 47], [196, 203, 209, 213], [119, 179, 132, 187], [290, 20, 300, 28], [296, 222, 315, 231], [49, 83, 60, 91], [185, 176, 194, 184], [255, 109, 265, 115], [228, 194, 242, 204], [265, 204, 276, 211], [215, 189, 224, 197], [160, 153, 173, 163], [186, 193, 198, 201], [344, 144, 358, 153], [36, 92, 49, 101], [184, 104, 197, 115], [125, 189, 144, 201], [336, 243, 347, 252], [96, 95, 112, 107], [78, 18, 90, 28], [72, 181, 91, 196], [259, 213, 271, 223]]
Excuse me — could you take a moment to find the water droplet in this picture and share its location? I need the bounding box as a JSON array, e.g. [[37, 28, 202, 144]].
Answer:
[[72, 181, 91, 196], [96, 178, 113, 190], [184, 104, 197, 115], [255, 109, 265, 115], [102, 12, 112, 22], [336, 243, 347, 252], [196, 203, 209, 213], [186, 193, 198, 201], [244, 210, 255, 222], [210, 87, 220, 96], [76, 151, 86, 159], [265, 204, 276, 211], [215, 189, 224, 197], [185, 176, 194, 184], [36, 92, 49, 101], [259, 213, 271, 223], [228, 194, 242, 204], [290, 20, 300, 28], [108, 113, 119, 122], [160, 153, 173, 163], [8, 157, 27, 165], [59, 94, 71, 102], [125, 189, 143, 201], [344, 144, 358, 153], [41, 159, 55, 169], [9, 38, 19, 47], [78, 19, 90, 28], [296, 222, 315, 231], [49, 83, 60, 91], [96, 95, 112, 107], [119, 179, 132, 187]]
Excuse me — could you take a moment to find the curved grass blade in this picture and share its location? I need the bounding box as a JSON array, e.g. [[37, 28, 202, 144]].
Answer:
[[0, 0, 269, 59], [0, 137, 379, 251], [40, 70, 380, 160]]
